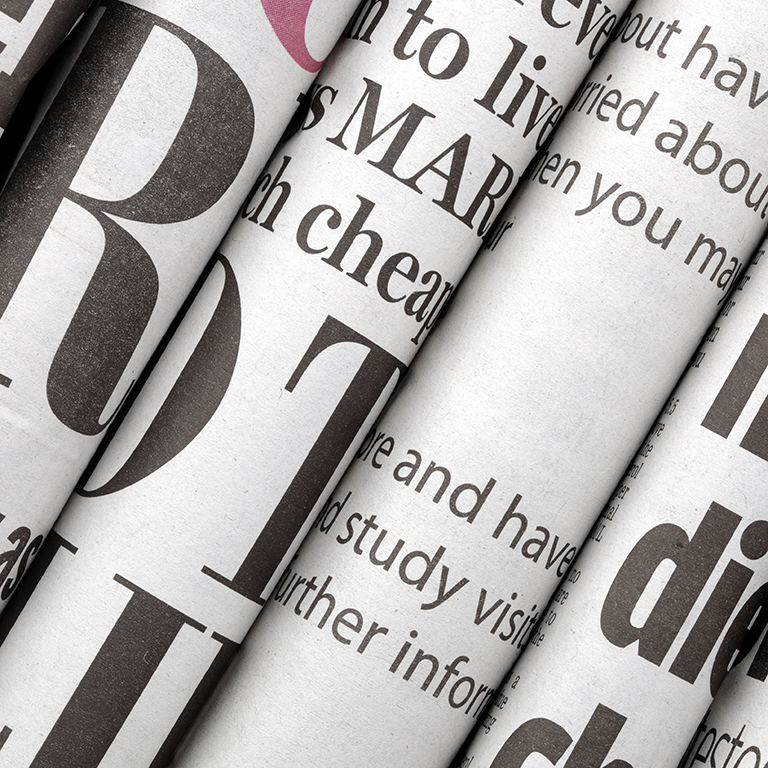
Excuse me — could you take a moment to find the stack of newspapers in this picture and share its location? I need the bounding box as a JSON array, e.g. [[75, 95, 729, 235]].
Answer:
[[1, 1, 768, 766]]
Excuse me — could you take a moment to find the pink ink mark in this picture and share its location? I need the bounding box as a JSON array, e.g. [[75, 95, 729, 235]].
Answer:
[[262, 0, 324, 73]]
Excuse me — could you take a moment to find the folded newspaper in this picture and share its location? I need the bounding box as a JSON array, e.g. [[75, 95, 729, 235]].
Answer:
[[168, 1, 768, 766], [0, 0, 630, 765], [456, 237, 768, 768], [0, 0, 360, 612]]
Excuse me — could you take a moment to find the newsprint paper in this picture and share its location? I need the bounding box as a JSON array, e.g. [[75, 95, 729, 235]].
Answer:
[[0, 0, 629, 766], [0, 0, 360, 612], [169, 1, 768, 767], [678, 488, 768, 768], [0, 0, 92, 136], [456, 244, 768, 766]]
